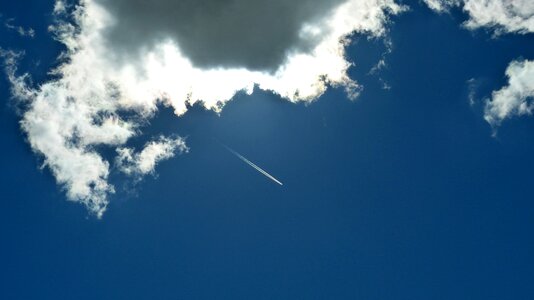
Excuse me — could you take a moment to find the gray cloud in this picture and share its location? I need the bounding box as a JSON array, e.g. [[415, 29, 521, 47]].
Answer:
[[95, 0, 345, 71]]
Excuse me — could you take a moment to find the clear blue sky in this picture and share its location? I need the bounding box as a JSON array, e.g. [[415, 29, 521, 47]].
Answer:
[[1, 1, 534, 299]]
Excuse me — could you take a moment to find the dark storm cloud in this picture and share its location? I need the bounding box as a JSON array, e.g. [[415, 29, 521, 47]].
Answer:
[[95, 0, 345, 70]]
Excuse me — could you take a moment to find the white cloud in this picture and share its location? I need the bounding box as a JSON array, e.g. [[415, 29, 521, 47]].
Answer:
[[423, 0, 461, 13], [484, 59, 534, 127], [116, 137, 188, 177], [424, 0, 534, 34], [467, 78, 478, 106], [5, 0, 404, 216], [53, 0, 68, 15], [424, 1, 533, 130]]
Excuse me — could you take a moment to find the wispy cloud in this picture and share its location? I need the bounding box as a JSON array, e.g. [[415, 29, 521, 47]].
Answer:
[[3, 18, 35, 38]]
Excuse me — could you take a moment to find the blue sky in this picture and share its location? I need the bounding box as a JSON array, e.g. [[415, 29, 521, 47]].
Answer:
[[1, 0, 534, 299]]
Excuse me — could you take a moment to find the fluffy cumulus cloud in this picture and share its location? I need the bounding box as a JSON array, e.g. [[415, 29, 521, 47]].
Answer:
[[4, 0, 404, 217], [424, 0, 534, 34], [484, 59, 534, 127]]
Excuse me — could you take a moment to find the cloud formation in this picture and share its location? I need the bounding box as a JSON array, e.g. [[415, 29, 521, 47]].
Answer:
[[484, 59, 534, 127], [424, 0, 534, 34], [424, 0, 534, 130], [116, 137, 188, 177], [5, 0, 404, 216]]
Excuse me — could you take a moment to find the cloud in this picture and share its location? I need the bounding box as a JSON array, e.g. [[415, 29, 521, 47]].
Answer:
[[423, 0, 461, 13], [116, 137, 188, 177], [467, 78, 478, 106], [423, 1, 533, 130], [95, 0, 346, 71], [5, 0, 404, 217], [3, 18, 35, 38], [484, 59, 534, 127], [424, 0, 534, 34], [53, 0, 68, 15]]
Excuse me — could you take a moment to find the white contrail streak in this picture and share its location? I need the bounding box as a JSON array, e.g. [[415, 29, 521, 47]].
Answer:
[[222, 144, 283, 186]]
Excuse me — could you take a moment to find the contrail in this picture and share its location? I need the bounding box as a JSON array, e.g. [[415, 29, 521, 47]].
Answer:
[[222, 144, 283, 186]]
